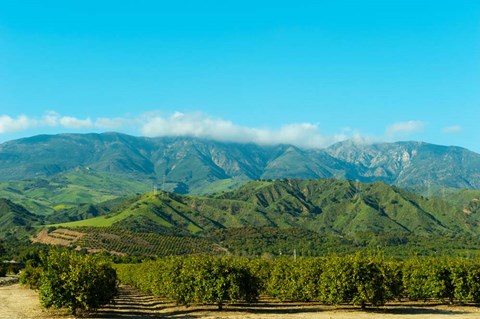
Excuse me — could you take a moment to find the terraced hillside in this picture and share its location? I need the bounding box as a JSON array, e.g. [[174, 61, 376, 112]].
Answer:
[[33, 227, 224, 256]]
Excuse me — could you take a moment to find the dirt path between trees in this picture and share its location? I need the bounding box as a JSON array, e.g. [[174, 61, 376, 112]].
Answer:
[[0, 283, 71, 319], [3, 283, 480, 319]]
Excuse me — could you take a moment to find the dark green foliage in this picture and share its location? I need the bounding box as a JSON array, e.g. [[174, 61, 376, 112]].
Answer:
[[244, 257, 272, 295], [382, 259, 404, 300], [267, 257, 323, 301], [36, 249, 117, 315], [116, 254, 480, 308], [402, 257, 454, 302], [73, 226, 222, 256], [0, 241, 6, 256], [210, 227, 354, 257], [19, 260, 42, 289], [0, 198, 43, 238], [318, 254, 388, 308], [0, 263, 6, 277], [449, 259, 480, 303], [116, 255, 259, 309]]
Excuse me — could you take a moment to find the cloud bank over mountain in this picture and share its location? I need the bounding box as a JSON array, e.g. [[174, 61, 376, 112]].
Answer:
[[0, 111, 445, 149]]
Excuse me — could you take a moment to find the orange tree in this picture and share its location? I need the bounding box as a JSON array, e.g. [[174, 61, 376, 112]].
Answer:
[[402, 257, 454, 303], [319, 254, 390, 309], [266, 257, 323, 301], [37, 248, 117, 315]]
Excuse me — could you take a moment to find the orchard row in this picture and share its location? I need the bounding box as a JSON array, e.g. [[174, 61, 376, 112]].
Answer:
[[116, 254, 480, 309]]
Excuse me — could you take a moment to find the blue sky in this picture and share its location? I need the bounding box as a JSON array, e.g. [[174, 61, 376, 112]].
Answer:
[[1, 1, 479, 151]]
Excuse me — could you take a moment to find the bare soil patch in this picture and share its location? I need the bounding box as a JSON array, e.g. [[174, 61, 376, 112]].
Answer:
[[0, 283, 71, 319], [32, 229, 85, 246], [2, 284, 480, 319]]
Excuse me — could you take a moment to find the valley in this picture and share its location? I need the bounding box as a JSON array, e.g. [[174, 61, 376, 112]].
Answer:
[[4, 2, 479, 317], [1, 133, 480, 257]]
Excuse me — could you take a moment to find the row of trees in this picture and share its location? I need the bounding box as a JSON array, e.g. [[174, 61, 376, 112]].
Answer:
[[116, 254, 480, 309], [19, 251, 480, 313], [116, 255, 259, 309], [73, 226, 219, 256]]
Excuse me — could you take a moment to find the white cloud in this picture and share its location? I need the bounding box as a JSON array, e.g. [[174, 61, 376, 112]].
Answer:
[[59, 116, 93, 129], [0, 115, 36, 133], [140, 112, 345, 148], [42, 111, 60, 127], [0, 111, 386, 149], [0, 112, 95, 133], [443, 125, 462, 134], [386, 120, 427, 135]]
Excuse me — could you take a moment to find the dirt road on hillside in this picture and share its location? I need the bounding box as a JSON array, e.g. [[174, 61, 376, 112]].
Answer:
[[2, 283, 480, 319]]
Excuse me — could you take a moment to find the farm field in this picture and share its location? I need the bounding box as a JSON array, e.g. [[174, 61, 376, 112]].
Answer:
[[2, 284, 480, 319]]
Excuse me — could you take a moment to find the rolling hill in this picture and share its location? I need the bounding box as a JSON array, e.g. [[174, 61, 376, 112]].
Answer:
[[51, 179, 480, 244], [0, 169, 150, 215], [0, 198, 43, 239]]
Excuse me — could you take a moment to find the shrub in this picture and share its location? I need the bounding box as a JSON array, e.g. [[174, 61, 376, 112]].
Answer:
[[267, 257, 323, 301], [19, 260, 42, 289], [38, 249, 117, 315], [402, 257, 454, 302], [450, 258, 480, 303], [319, 254, 388, 309]]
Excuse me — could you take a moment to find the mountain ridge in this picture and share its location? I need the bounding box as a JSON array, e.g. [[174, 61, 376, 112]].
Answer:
[[0, 132, 479, 195]]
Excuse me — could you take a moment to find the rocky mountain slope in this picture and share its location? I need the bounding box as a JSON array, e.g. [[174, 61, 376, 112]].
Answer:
[[0, 133, 479, 195]]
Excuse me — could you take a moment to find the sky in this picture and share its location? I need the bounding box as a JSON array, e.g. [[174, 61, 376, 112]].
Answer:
[[1, 0, 479, 151]]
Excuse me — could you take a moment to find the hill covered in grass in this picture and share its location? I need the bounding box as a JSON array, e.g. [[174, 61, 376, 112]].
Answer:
[[0, 198, 43, 239], [48, 179, 480, 255], [0, 169, 150, 215]]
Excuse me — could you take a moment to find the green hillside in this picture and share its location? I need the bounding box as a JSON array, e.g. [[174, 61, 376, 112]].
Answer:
[[0, 169, 150, 215], [0, 198, 43, 239], [52, 179, 480, 252]]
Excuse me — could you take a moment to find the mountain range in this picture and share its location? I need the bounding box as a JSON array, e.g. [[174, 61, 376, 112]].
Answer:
[[2, 132, 480, 256], [0, 132, 479, 197]]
